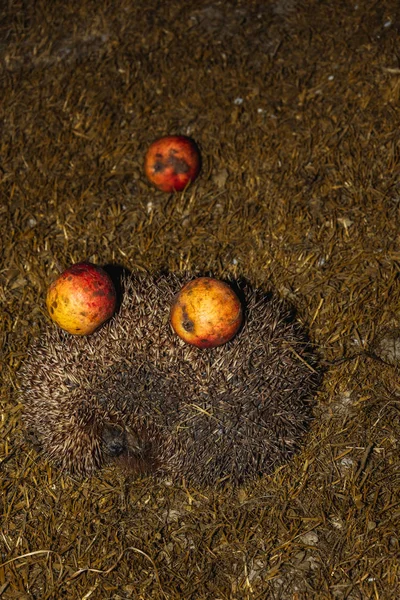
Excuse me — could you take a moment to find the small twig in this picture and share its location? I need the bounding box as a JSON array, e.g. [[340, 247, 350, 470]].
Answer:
[[382, 67, 400, 74], [355, 442, 374, 481]]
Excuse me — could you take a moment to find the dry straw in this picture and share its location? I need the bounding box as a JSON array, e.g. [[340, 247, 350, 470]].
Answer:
[[1, 0, 399, 597]]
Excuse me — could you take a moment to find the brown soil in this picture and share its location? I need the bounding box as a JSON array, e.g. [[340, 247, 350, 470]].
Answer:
[[1, 0, 399, 598]]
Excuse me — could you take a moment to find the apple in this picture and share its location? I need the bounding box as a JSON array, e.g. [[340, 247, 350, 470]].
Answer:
[[170, 277, 243, 348], [46, 262, 117, 335], [144, 135, 201, 192]]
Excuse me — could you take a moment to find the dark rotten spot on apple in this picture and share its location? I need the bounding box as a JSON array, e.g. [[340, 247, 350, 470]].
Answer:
[[153, 160, 165, 174], [167, 150, 190, 174], [181, 305, 194, 332]]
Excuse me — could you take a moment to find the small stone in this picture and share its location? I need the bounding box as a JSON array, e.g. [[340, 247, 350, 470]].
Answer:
[[373, 329, 400, 365], [300, 531, 319, 546], [213, 168, 229, 188]]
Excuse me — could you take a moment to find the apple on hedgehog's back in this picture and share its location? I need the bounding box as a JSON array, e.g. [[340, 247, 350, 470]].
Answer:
[[170, 277, 243, 348], [46, 262, 116, 336]]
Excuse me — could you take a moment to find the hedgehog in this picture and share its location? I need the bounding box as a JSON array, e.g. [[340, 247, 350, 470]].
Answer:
[[19, 272, 320, 487]]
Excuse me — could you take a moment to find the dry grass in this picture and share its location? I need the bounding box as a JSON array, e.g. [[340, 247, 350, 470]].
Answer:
[[1, 0, 400, 598]]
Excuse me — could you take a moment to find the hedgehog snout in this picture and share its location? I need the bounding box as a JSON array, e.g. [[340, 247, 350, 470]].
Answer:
[[101, 423, 127, 458], [101, 423, 154, 463]]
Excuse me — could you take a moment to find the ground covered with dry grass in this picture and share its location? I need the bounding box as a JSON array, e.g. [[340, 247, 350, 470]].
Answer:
[[1, 0, 400, 598]]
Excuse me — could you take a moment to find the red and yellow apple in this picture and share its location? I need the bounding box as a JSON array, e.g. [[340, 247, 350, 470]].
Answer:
[[144, 135, 201, 192], [170, 277, 243, 348], [46, 262, 117, 335]]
